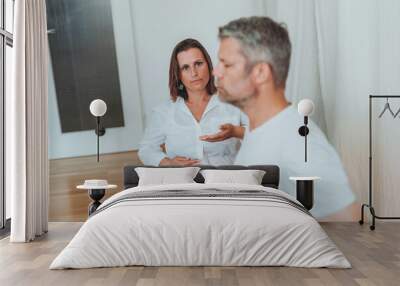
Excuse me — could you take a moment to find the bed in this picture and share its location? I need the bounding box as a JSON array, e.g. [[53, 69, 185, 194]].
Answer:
[[50, 165, 350, 269]]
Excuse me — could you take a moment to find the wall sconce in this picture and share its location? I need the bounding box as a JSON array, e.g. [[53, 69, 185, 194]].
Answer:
[[89, 99, 107, 162], [297, 99, 314, 162]]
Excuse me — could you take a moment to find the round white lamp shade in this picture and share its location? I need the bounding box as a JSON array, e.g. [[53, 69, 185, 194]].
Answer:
[[297, 99, 314, 116], [89, 99, 107, 117]]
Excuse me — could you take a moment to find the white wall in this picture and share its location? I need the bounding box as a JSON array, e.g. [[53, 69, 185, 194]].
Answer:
[[48, 0, 264, 158]]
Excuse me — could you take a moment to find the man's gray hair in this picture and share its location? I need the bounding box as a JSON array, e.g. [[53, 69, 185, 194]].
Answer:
[[218, 16, 291, 88]]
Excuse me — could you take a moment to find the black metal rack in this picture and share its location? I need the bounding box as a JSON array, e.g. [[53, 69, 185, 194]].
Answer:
[[359, 95, 400, 230]]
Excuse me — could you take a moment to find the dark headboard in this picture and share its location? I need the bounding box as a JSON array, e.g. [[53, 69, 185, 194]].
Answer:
[[123, 165, 280, 189]]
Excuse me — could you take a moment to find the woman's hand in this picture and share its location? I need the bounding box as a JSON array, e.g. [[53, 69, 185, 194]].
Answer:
[[159, 156, 200, 166], [199, 124, 245, 142]]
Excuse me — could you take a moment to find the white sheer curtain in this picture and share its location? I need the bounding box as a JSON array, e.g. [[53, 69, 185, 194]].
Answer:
[[262, 0, 327, 132], [262, 0, 400, 217], [7, 0, 49, 242]]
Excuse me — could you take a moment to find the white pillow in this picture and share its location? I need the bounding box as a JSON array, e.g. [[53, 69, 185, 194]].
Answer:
[[135, 167, 201, 186], [200, 169, 266, 185]]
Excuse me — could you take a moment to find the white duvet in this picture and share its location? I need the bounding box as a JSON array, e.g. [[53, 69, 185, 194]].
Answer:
[[50, 183, 350, 269]]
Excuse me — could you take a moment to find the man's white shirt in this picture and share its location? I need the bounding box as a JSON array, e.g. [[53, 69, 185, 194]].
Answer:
[[234, 105, 355, 218]]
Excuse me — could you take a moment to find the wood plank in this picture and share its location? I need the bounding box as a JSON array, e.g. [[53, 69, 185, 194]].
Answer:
[[49, 151, 142, 221], [0, 222, 400, 285]]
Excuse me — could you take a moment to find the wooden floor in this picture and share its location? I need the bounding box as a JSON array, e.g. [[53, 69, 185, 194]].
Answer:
[[1, 222, 399, 286], [49, 151, 142, 221]]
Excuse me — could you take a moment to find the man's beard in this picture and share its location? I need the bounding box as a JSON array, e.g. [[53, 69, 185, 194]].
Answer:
[[218, 87, 255, 109]]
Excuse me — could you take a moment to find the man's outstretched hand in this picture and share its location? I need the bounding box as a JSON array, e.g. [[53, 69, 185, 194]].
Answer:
[[199, 124, 244, 142]]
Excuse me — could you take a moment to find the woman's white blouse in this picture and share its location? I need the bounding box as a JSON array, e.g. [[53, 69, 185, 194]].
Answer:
[[138, 95, 245, 166]]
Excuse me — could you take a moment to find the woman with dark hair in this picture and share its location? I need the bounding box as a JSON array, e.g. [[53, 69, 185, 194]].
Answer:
[[138, 38, 245, 166]]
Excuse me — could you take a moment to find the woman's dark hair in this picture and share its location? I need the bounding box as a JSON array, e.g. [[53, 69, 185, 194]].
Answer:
[[169, 38, 217, 101]]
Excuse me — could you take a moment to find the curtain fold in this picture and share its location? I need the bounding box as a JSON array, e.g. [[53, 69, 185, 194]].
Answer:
[[262, 0, 327, 133], [8, 0, 49, 242]]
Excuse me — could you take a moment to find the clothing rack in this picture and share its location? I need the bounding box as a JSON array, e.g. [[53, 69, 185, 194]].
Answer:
[[359, 95, 400, 230]]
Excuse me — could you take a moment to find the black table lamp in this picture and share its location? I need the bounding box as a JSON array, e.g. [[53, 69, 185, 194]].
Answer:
[[297, 99, 314, 162], [89, 99, 107, 162]]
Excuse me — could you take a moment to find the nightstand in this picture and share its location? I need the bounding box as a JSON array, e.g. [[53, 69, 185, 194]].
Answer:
[[289, 176, 320, 210], [77, 180, 117, 215]]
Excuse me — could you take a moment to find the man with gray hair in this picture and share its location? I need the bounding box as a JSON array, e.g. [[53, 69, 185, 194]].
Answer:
[[205, 16, 356, 219]]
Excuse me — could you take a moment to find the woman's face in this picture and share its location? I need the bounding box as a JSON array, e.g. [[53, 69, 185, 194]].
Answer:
[[177, 48, 210, 94]]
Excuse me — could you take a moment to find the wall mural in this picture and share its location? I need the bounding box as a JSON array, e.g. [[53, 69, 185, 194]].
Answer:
[[45, 0, 369, 220]]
